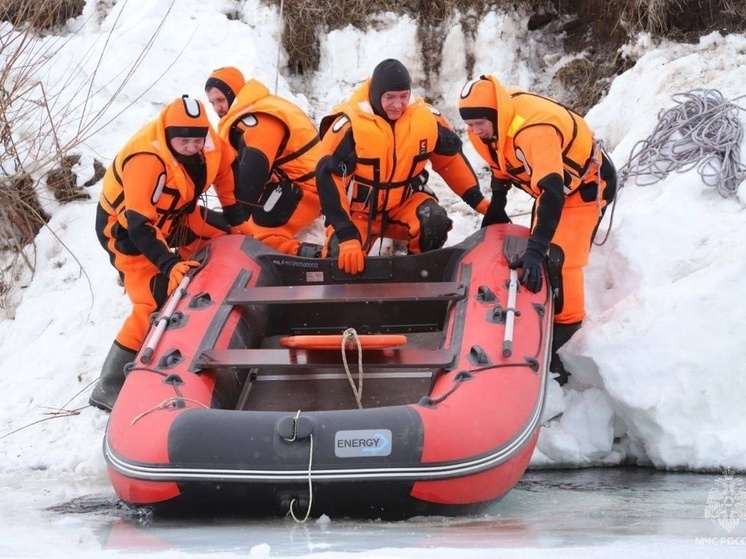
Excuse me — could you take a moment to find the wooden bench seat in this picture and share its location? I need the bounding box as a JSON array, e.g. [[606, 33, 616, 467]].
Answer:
[[226, 281, 465, 305], [196, 347, 455, 370]]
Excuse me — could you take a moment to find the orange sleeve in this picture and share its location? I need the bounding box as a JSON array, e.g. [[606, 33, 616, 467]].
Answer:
[[232, 113, 287, 215], [429, 151, 480, 197], [210, 133, 238, 208], [429, 111, 483, 208], [514, 125, 565, 243], [237, 112, 286, 167], [119, 153, 174, 270], [513, 125, 565, 190], [120, 153, 167, 228], [316, 116, 358, 241]]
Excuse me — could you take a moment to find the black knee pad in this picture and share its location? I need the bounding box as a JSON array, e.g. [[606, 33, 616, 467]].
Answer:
[[417, 199, 452, 252]]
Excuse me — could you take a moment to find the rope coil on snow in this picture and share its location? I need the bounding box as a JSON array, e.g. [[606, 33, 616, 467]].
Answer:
[[618, 88, 746, 198]]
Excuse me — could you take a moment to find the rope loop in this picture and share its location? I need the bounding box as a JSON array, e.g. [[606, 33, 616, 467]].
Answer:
[[283, 409, 302, 442], [341, 328, 364, 409], [131, 397, 208, 424], [288, 433, 314, 523]]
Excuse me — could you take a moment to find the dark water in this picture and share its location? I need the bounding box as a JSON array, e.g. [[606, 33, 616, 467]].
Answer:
[[4, 468, 746, 557]]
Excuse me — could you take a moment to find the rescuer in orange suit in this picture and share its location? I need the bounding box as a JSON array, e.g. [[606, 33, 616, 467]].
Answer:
[[315, 58, 488, 273], [91, 95, 245, 411], [458, 74, 617, 385], [205, 66, 324, 257]]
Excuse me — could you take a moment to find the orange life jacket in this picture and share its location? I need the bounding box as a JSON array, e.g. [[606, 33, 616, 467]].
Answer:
[[219, 79, 320, 190], [467, 75, 598, 197], [319, 80, 439, 211], [99, 107, 233, 239]]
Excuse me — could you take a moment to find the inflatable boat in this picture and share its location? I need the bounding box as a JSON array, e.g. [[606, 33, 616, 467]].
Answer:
[[103, 223, 553, 518]]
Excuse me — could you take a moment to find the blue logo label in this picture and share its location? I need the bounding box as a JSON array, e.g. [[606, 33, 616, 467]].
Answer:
[[334, 429, 392, 458]]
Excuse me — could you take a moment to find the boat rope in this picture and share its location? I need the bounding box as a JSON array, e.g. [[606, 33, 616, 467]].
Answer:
[[617, 88, 746, 198], [283, 409, 302, 442], [287, 410, 314, 523], [130, 397, 208, 424], [341, 327, 364, 409]]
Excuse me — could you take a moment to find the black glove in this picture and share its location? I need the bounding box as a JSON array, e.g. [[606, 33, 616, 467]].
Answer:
[[481, 197, 511, 226], [509, 236, 549, 293], [481, 177, 512, 227], [222, 203, 248, 226], [409, 169, 430, 192]]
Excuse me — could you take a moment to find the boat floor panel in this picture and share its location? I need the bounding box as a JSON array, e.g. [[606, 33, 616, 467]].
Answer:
[[237, 374, 433, 412]]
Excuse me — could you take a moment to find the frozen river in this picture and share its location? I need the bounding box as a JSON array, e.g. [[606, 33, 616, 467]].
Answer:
[[2, 468, 744, 558]]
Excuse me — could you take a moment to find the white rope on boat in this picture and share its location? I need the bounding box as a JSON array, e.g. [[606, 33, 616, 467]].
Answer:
[[283, 409, 302, 442], [287, 411, 313, 523], [282, 410, 313, 523], [288, 434, 314, 523], [617, 88, 746, 198], [341, 328, 364, 409], [130, 397, 209, 424]]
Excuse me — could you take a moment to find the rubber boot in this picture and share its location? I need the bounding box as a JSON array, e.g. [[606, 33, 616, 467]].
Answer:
[[549, 321, 582, 386], [89, 342, 137, 412]]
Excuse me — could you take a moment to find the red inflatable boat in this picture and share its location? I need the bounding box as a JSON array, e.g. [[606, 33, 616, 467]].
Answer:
[[103, 223, 553, 518]]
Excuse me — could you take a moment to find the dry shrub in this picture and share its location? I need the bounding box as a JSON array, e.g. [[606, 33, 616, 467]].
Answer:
[[414, 1, 507, 91], [1, 0, 177, 295], [1, 0, 88, 262], [0, 175, 50, 251], [267, 0, 746, 111], [269, 0, 382, 75], [554, 0, 745, 112], [0, 0, 84, 29], [46, 154, 105, 203], [267, 0, 516, 79], [555, 55, 634, 115], [568, 0, 746, 39]]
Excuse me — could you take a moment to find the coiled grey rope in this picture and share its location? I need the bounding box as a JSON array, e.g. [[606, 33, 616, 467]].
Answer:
[[617, 89, 746, 198]]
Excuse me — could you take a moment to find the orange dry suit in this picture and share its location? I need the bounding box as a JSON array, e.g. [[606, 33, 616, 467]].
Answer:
[[95, 104, 240, 352], [460, 74, 617, 325], [316, 80, 484, 254], [218, 79, 322, 255]]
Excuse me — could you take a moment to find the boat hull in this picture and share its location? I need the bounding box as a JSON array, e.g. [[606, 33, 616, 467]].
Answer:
[[104, 224, 553, 518]]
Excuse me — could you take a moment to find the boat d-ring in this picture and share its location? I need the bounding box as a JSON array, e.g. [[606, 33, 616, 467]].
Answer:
[[276, 411, 314, 442]]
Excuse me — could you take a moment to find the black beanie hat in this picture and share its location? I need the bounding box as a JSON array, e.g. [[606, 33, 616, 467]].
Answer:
[[369, 59, 411, 119]]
